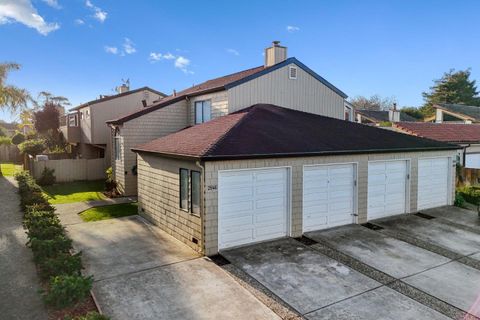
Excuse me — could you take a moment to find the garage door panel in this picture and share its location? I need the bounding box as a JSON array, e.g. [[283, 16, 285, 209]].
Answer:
[[303, 164, 355, 232], [418, 158, 449, 210], [368, 160, 407, 220], [219, 168, 288, 250]]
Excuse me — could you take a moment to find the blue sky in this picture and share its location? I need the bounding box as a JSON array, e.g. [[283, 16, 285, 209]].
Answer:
[[1, 0, 479, 122]]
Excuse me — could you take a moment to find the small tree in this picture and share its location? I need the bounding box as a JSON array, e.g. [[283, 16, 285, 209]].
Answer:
[[401, 107, 424, 120], [33, 102, 60, 134], [11, 132, 25, 145], [18, 139, 46, 157]]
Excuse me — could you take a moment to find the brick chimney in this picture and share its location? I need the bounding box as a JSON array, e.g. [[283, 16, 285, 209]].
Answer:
[[264, 41, 287, 67]]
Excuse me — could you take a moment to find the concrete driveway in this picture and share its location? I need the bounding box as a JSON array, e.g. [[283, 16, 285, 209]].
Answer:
[[223, 206, 480, 319], [67, 216, 279, 320]]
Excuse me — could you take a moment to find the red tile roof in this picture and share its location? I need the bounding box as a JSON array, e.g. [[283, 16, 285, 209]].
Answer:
[[106, 66, 265, 125], [132, 104, 459, 160], [394, 122, 480, 143]]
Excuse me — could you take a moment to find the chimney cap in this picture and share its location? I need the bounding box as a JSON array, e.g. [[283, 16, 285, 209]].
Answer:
[[272, 40, 281, 46]]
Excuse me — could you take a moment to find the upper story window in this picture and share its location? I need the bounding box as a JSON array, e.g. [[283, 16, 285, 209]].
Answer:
[[80, 112, 84, 120], [68, 114, 78, 127], [195, 100, 211, 124], [85, 110, 90, 119], [344, 104, 354, 122]]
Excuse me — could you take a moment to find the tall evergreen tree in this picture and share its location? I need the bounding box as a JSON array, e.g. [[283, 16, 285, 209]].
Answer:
[[421, 69, 480, 116]]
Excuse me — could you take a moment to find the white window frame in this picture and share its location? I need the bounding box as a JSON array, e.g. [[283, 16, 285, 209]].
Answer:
[[195, 100, 212, 124], [190, 170, 201, 215]]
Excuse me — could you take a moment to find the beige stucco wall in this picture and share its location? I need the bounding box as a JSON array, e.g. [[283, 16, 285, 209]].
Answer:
[[188, 91, 229, 125], [137, 153, 203, 252], [227, 63, 345, 119], [203, 150, 457, 255], [114, 100, 188, 196]]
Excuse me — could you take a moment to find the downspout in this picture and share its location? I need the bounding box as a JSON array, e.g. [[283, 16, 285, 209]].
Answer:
[[195, 160, 206, 254]]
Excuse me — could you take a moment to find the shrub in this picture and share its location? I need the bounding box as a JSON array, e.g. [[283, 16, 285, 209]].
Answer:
[[18, 139, 46, 156], [26, 202, 55, 214], [454, 192, 466, 208], [379, 121, 392, 127], [29, 235, 73, 262], [44, 275, 93, 309], [65, 312, 110, 320], [105, 167, 117, 192], [25, 215, 64, 241], [0, 126, 6, 137], [37, 252, 83, 279], [37, 167, 56, 186], [0, 136, 11, 145], [11, 132, 25, 145], [20, 191, 47, 210], [457, 186, 480, 205]]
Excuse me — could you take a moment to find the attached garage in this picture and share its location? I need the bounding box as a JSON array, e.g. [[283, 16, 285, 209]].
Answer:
[[218, 168, 289, 249], [303, 164, 356, 232], [418, 157, 451, 210], [132, 104, 460, 255], [368, 160, 409, 220]]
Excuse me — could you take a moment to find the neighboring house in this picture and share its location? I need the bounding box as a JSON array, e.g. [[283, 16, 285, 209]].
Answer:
[[394, 122, 480, 168], [132, 104, 459, 255], [60, 86, 165, 167], [432, 103, 480, 123], [107, 41, 353, 196], [356, 107, 418, 125]]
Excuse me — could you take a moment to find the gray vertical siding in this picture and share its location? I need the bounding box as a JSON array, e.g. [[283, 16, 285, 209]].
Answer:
[[227, 63, 345, 119]]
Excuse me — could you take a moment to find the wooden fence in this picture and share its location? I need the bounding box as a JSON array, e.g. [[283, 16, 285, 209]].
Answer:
[[31, 158, 106, 183], [0, 144, 20, 163]]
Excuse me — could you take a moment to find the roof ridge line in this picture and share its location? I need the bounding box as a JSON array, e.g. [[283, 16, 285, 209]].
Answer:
[[203, 108, 255, 156]]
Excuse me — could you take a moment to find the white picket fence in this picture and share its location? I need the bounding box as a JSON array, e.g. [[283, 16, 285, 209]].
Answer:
[[31, 158, 106, 182]]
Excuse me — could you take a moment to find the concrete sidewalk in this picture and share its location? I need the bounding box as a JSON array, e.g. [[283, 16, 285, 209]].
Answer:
[[0, 176, 48, 320], [55, 196, 137, 225]]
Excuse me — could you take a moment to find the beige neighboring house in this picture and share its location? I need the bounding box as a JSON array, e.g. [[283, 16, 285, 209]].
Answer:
[[107, 41, 353, 196], [60, 86, 165, 167], [131, 104, 459, 255]]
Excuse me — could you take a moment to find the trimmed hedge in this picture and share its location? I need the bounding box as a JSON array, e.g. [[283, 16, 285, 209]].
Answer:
[[14, 171, 95, 311]]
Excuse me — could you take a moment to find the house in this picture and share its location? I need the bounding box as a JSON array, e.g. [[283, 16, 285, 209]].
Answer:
[[432, 103, 480, 123], [355, 106, 418, 125], [132, 104, 459, 255], [107, 41, 353, 196], [394, 122, 480, 168], [60, 85, 165, 167]]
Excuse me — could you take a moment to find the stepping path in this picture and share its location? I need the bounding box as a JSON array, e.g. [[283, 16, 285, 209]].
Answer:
[[0, 176, 48, 320], [55, 196, 137, 225]]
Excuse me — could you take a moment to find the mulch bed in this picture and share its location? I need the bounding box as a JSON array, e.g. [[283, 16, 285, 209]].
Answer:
[[48, 293, 98, 320]]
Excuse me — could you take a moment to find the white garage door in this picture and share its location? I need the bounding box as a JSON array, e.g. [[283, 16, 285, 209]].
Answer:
[[368, 160, 408, 220], [418, 158, 450, 210], [303, 164, 356, 232], [218, 168, 288, 249]]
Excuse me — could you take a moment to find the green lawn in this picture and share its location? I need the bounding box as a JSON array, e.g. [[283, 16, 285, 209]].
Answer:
[[0, 163, 23, 176], [43, 180, 106, 204], [80, 202, 138, 222]]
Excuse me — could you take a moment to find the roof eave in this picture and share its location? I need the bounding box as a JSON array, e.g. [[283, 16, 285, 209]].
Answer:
[[224, 57, 348, 99]]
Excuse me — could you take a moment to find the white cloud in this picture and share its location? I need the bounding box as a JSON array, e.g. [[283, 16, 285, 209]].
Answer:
[[122, 38, 136, 54], [74, 18, 84, 25], [175, 56, 192, 73], [226, 48, 240, 56], [42, 0, 61, 9], [149, 52, 193, 74], [85, 0, 107, 23], [104, 46, 118, 54], [0, 0, 60, 35], [286, 25, 300, 33], [149, 52, 175, 62]]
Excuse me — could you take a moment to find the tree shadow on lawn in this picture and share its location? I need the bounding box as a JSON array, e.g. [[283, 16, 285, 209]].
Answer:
[[42, 180, 106, 204]]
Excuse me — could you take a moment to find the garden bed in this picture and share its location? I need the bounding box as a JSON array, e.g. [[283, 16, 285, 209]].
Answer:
[[14, 171, 108, 320]]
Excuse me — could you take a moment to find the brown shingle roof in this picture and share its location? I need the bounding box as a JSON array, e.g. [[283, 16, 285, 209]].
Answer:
[[132, 104, 459, 160], [70, 86, 166, 111], [106, 66, 265, 125], [394, 122, 480, 143]]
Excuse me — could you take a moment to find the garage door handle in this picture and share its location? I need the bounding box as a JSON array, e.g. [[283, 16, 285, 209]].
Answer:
[[351, 213, 358, 217]]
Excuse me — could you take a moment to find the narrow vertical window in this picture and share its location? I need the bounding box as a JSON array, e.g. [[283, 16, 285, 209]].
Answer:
[[114, 129, 121, 161], [191, 171, 201, 215], [180, 169, 189, 210]]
